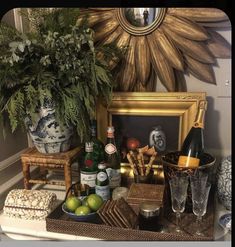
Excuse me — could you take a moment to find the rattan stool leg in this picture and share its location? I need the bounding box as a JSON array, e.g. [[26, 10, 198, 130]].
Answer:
[[64, 162, 72, 197], [39, 166, 48, 179], [22, 162, 31, 190]]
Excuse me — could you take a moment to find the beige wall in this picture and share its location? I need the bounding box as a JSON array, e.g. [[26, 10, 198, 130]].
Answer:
[[0, 10, 28, 184], [0, 123, 28, 162], [156, 29, 232, 160]]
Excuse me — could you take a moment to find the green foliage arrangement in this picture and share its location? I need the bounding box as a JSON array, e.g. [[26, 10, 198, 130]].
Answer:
[[0, 8, 122, 140]]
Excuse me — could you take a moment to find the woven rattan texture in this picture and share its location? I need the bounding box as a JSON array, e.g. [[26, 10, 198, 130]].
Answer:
[[46, 202, 214, 241], [21, 147, 81, 195]]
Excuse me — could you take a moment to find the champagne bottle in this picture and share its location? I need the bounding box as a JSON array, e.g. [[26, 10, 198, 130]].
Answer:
[[104, 126, 121, 189], [80, 142, 98, 189], [95, 162, 110, 201], [90, 120, 105, 164], [178, 100, 207, 168]]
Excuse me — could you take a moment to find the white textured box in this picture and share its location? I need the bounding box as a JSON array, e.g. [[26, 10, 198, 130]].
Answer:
[[3, 189, 57, 220]]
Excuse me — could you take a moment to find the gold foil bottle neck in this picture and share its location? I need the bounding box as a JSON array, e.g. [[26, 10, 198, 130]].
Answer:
[[193, 100, 207, 129], [199, 100, 207, 110]]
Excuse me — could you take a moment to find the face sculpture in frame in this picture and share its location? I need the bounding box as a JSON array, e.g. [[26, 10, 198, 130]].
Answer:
[[79, 8, 231, 92]]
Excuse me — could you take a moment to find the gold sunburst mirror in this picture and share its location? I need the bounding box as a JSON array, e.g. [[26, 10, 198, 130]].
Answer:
[[79, 8, 231, 92]]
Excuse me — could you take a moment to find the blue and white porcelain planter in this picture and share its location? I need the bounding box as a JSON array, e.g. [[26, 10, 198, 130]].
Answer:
[[216, 155, 232, 210], [25, 100, 73, 154]]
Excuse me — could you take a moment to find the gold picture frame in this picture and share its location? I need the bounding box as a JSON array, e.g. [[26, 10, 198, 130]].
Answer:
[[97, 92, 206, 186], [97, 92, 206, 149]]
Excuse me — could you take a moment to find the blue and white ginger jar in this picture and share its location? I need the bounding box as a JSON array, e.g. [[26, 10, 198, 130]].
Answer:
[[25, 100, 73, 154], [216, 155, 232, 210]]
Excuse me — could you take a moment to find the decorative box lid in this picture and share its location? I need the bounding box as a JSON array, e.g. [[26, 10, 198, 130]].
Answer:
[[4, 189, 57, 211], [126, 183, 165, 205]]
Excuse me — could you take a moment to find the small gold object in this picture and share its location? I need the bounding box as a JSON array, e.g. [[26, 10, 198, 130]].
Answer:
[[144, 146, 156, 156], [146, 151, 157, 175], [127, 153, 138, 175], [127, 146, 157, 177], [138, 145, 149, 153], [137, 153, 145, 176]]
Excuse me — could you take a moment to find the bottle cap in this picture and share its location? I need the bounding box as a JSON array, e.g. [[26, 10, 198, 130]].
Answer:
[[85, 142, 93, 152], [107, 126, 115, 133], [139, 202, 161, 218], [98, 162, 107, 170]]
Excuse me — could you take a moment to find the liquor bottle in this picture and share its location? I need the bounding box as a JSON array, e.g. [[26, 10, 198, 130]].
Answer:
[[104, 126, 121, 189], [90, 120, 105, 164], [95, 162, 110, 201], [80, 142, 98, 189], [178, 100, 207, 168]]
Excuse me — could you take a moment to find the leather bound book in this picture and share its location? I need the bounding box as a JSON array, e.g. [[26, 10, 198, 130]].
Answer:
[[113, 197, 138, 229], [126, 183, 165, 214], [108, 200, 126, 228], [97, 198, 138, 229], [97, 200, 112, 226]]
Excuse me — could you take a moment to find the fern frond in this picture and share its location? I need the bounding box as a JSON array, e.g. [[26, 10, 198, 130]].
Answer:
[[6, 90, 25, 132]]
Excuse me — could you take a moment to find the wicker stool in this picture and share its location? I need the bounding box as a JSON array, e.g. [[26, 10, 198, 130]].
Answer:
[[21, 147, 81, 196]]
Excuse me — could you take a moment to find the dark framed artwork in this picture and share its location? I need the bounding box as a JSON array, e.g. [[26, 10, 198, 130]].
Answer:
[[97, 92, 206, 153], [112, 115, 180, 161]]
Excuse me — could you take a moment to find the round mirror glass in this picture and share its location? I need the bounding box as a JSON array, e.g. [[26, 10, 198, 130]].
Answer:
[[124, 8, 160, 28], [117, 8, 166, 35]]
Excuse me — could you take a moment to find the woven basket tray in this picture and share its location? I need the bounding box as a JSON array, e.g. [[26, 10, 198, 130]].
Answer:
[[46, 200, 214, 241]]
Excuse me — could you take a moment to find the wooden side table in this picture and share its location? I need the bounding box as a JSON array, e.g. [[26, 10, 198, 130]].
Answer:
[[20, 147, 81, 195]]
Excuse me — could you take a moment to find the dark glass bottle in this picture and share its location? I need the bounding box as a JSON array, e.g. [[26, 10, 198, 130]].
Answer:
[[80, 142, 98, 190], [95, 162, 110, 201], [138, 202, 163, 232], [90, 120, 105, 164], [178, 100, 207, 168], [104, 126, 121, 189]]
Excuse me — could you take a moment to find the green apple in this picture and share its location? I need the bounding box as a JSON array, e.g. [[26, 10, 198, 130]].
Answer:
[[75, 205, 91, 216], [65, 196, 81, 212], [87, 194, 103, 211]]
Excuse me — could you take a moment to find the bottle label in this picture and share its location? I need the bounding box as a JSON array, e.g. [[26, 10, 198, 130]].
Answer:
[[106, 168, 121, 188], [97, 171, 108, 182], [178, 156, 200, 168], [80, 171, 97, 188], [85, 159, 93, 167], [105, 143, 117, 154], [95, 185, 110, 201]]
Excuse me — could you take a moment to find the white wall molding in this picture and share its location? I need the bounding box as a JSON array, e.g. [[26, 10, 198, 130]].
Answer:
[[0, 149, 27, 172], [0, 171, 24, 196]]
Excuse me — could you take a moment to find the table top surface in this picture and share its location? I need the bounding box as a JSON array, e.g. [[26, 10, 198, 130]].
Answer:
[[0, 198, 231, 241]]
